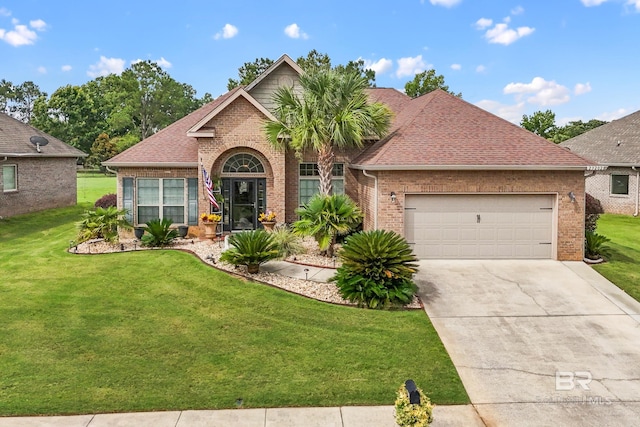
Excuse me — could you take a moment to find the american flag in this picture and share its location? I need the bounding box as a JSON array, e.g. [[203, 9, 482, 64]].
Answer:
[[202, 164, 220, 211]]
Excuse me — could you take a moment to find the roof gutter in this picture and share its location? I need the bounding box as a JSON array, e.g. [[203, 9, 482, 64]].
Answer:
[[350, 164, 593, 171], [0, 152, 87, 158], [361, 169, 377, 229], [102, 162, 198, 168]]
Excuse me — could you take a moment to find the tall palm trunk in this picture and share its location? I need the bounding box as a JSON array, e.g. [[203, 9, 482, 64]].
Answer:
[[317, 144, 334, 196]]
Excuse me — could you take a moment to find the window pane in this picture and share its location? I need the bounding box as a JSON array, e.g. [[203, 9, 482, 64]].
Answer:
[[3, 165, 16, 191], [187, 178, 198, 225], [163, 179, 184, 205], [299, 179, 319, 206], [137, 179, 159, 204], [223, 153, 264, 173], [332, 163, 344, 176], [163, 206, 184, 224], [611, 175, 629, 195], [138, 206, 159, 224], [332, 179, 344, 194], [299, 163, 343, 177], [122, 178, 133, 223]]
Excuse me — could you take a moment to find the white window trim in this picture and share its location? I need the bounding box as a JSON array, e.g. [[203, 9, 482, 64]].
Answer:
[[136, 178, 188, 225], [610, 174, 630, 196], [2, 164, 17, 192], [298, 163, 345, 206]]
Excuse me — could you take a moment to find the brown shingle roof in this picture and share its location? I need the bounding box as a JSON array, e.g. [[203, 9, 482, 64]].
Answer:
[[559, 110, 640, 166], [104, 87, 242, 167], [365, 87, 411, 115], [353, 89, 594, 170], [0, 113, 86, 158]]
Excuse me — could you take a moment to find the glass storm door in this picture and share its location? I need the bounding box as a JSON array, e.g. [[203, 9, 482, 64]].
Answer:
[[222, 178, 265, 231]]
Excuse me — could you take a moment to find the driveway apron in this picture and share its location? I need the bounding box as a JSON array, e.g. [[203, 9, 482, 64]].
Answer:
[[416, 260, 640, 427]]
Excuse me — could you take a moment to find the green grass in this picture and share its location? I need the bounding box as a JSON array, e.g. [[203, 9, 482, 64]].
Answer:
[[76, 172, 116, 206], [592, 214, 640, 302], [0, 206, 468, 416]]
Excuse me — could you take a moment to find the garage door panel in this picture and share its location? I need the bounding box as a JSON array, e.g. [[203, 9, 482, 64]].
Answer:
[[405, 194, 554, 259]]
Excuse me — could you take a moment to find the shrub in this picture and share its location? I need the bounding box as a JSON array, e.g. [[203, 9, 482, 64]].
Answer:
[[141, 218, 178, 247], [294, 193, 362, 257], [394, 383, 434, 427], [94, 193, 117, 209], [219, 230, 280, 273], [585, 193, 604, 233], [332, 230, 418, 309], [78, 206, 131, 243], [585, 231, 611, 260], [270, 224, 305, 259]]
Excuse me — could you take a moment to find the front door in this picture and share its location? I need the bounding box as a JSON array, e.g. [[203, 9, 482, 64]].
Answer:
[[222, 178, 266, 231]]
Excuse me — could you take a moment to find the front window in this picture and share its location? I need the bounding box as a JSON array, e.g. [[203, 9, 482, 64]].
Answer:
[[137, 178, 187, 225], [299, 163, 344, 206], [611, 174, 629, 195], [2, 165, 17, 192]]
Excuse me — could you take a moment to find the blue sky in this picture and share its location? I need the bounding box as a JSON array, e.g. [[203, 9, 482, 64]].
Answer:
[[1, 0, 639, 125]]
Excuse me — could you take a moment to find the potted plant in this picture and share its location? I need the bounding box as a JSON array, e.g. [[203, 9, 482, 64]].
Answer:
[[201, 213, 222, 239], [258, 210, 277, 231], [584, 230, 611, 264]]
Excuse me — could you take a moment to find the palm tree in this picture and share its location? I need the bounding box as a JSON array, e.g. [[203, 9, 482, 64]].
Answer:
[[264, 69, 392, 195]]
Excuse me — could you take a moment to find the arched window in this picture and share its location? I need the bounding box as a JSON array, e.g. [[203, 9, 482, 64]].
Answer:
[[222, 153, 265, 174]]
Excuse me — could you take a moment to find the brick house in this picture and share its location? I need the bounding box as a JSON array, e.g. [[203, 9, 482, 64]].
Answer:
[[104, 54, 594, 260], [560, 110, 640, 216], [0, 113, 86, 218]]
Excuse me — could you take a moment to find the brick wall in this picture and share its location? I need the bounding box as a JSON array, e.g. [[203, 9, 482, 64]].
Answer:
[[585, 168, 639, 215], [359, 169, 585, 261], [0, 157, 77, 218]]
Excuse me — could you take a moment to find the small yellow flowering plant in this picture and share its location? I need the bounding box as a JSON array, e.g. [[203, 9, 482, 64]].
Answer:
[[258, 211, 276, 223], [394, 382, 434, 427], [200, 213, 222, 223]]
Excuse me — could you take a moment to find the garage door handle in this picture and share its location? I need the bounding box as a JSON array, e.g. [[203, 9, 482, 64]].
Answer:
[[539, 207, 553, 210], [539, 242, 552, 245], [477, 214, 481, 223]]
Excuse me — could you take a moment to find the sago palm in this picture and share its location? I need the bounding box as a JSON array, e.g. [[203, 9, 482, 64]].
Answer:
[[264, 68, 392, 195]]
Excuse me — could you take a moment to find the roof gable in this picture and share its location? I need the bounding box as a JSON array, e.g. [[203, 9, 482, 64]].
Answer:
[[244, 54, 303, 93], [559, 110, 640, 166], [0, 113, 86, 158], [187, 88, 276, 136], [353, 90, 593, 170]]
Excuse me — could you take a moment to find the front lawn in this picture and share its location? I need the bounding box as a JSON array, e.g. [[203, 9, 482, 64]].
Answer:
[[593, 214, 640, 302], [0, 206, 468, 416], [76, 171, 117, 206]]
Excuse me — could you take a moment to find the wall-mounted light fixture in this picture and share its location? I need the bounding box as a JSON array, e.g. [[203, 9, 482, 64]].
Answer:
[[390, 192, 397, 203], [568, 191, 576, 203]]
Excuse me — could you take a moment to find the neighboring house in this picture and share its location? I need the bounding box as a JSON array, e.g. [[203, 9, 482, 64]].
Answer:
[[104, 54, 594, 261], [560, 110, 640, 216], [0, 113, 86, 218]]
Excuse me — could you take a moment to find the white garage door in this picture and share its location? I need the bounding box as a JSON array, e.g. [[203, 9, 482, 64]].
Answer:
[[405, 194, 555, 259]]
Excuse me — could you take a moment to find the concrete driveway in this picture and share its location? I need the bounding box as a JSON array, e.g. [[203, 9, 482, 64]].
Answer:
[[416, 260, 640, 427]]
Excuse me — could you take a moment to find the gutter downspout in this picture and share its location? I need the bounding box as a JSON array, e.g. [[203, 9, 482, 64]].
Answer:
[[633, 167, 639, 217], [362, 169, 377, 229]]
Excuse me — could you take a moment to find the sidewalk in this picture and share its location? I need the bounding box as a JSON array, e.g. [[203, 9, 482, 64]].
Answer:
[[0, 405, 485, 426]]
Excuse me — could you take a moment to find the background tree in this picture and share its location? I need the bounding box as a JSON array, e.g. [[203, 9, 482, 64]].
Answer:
[[86, 133, 118, 168], [296, 49, 331, 72], [264, 69, 392, 195], [552, 119, 608, 143], [0, 79, 46, 122], [227, 57, 275, 90], [520, 110, 558, 140], [404, 69, 461, 98]]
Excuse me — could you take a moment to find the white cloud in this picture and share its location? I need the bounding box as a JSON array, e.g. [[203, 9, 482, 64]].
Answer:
[[556, 116, 582, 126], [511, 5, 525, 15], [574, 82, 592, 95], [363, 57, 393, 75], [581, 0, 609, 5], [61, 65, 72, 72], [475, 99, 526, 124], [396, 55, 429, 78], [484, 22, 535, 45], [214, 23, 238, 40], [476, 64, 486, 73], [429, 0, 462, 7], [0, 8, 10, 17], [155, 57, 172, 69], [596, 108, 630, 121], [451, 63, 461, 70], [87, 56, 126, 78], [627, 0, 640, 11], [475, 18, 493, 30], [29, 19, 47, 31], [284, 23, 308, 39], [37, 66, 46, 74], [0, 23, 37, 46], [503, 76, 571, 106]]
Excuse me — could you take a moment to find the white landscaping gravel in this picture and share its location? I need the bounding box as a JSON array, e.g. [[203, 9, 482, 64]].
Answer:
[[70, 236, 422, 309]]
